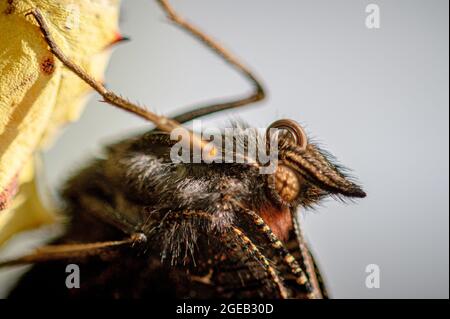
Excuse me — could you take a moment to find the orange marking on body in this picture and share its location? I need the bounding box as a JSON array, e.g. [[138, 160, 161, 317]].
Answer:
[[258, 204, 292, 242]]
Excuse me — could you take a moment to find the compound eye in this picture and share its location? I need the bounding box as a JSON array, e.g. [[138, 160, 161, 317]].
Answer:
[[274, 165, 301, 203]]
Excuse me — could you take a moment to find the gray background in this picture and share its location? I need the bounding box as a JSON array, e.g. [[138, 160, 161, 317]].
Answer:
[[1, 0, 448, 298]]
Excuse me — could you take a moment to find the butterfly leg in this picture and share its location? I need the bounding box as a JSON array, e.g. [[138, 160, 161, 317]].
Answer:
[[229, 225, 289, 299], [77, 194, 143, 236], [155, 0, 266, 123], [293, 214, 326, 299], [26, 9, 207, 153], [0, 233, 146, 268], [167, 211, 289, 299], [236, 206, 316, 297]]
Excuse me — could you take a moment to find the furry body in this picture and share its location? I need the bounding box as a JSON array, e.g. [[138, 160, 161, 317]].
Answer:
[[10, 126, 363, 298]]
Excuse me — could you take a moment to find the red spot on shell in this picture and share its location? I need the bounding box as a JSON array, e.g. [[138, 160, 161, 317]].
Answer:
[[41, 57, 55, 75]]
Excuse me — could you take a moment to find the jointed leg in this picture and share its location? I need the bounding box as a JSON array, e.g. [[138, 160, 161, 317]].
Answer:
[[243, 210, 310, 284], [236, 205, 315, 297], [230, 225, 288, 299], [0, 233, 147, 268], [156, 0, 266, 123], [27, 10, 209, 156], [168, 211, 288, 299], [79, 195, 141, 235], [28, 1, 266, 153], [293, 214, 324, 299]]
